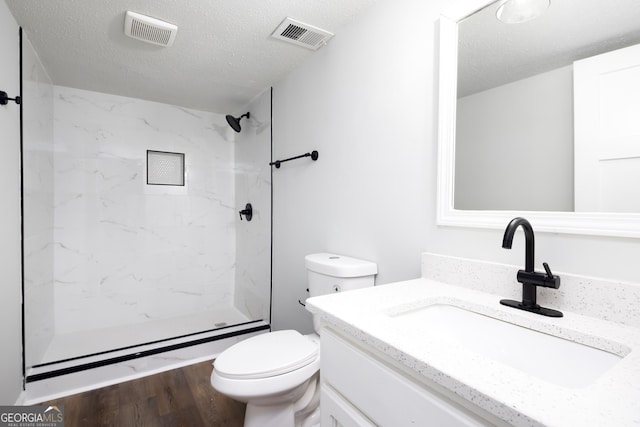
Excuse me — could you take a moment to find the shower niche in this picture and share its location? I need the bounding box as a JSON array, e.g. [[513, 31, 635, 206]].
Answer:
[[21, 34, 272, 380]]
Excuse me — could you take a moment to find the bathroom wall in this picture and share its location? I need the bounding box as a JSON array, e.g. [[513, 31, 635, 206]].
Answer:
[[234, 88, 272, 322], [22, 32, 55, 367], [272, 0, 640, 333], [53, 86, 238, 334], [271, 0, 438, 333]]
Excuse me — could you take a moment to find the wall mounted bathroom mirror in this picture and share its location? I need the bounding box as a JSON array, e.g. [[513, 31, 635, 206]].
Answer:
[[437, 0, 640, 237]]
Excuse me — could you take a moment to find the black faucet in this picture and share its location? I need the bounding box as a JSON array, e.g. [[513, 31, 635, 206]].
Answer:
[[500, 217, 563, 317]]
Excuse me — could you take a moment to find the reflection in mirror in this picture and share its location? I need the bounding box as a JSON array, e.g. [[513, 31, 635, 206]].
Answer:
[[454, 0, 640, 212], [437, 0, 640, 237]]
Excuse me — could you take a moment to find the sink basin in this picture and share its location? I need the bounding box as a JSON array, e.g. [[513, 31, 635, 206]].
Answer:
[[388, 304, 623, 388]]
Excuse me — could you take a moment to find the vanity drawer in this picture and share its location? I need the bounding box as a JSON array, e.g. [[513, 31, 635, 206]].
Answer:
[[321, 385, 376, 427], [321, 329, 490, 427]]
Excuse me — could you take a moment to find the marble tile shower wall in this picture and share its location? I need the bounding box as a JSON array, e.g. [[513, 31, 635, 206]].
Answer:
[[22, 35, 55, 366], [52, 86, 238, 334]]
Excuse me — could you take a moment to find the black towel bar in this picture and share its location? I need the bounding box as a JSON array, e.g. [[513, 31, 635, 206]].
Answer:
[[270, 150, 318, 168], [0, 90, 21, 105]]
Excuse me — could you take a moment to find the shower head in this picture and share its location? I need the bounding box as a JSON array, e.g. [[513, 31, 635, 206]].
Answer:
[[225, 112, 250, 133]]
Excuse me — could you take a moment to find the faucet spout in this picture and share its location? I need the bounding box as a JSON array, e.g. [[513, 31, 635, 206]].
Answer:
[[502, 217, 534, 272]]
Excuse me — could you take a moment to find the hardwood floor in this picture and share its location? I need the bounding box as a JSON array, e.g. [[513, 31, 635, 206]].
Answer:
[[40, 360, 245, 427]]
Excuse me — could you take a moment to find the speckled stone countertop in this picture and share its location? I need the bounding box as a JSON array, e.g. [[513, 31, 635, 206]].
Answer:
[[306, 278, 640, 426]]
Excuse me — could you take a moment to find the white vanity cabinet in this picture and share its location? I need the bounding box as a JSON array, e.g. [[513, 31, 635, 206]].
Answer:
[[320, 328, 496, 427]]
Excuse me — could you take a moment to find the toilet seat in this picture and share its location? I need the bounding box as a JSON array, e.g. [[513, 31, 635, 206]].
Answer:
[[214, 330, 319, 380]]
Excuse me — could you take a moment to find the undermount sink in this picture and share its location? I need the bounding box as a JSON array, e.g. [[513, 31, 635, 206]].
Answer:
[[388, 304, 624, 388]]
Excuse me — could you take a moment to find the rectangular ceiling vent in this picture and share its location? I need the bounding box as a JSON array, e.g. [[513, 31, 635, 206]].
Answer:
[[124, 11, 178, 47], [271, 17, 334, 51]]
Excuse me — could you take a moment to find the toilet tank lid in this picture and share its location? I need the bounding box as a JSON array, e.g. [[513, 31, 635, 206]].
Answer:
[[305, 253, 377, 277]]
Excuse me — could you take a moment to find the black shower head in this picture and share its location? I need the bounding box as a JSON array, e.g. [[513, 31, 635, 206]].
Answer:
[[225, 112, 250, 133]]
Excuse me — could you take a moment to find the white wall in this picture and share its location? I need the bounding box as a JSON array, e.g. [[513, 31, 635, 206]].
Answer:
[[272, 0, 438, 333], [455, 66, 574, 211], [272, 0, 640, 334], [52, 86, 238, 334], [0, 0, 23, 404]]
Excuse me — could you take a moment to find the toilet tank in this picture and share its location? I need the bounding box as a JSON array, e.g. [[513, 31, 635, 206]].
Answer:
[[305, 253, 377, 297]]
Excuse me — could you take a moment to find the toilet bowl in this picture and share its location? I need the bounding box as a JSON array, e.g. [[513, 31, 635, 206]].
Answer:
[[210, 253, 377, 427], [212, 330, 321, 427]]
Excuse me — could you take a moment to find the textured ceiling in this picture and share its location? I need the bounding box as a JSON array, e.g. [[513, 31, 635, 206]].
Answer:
[[458, 0, 640, 97], [6, 0, 376, 113]]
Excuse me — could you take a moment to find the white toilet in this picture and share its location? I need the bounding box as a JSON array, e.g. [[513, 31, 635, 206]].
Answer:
[[210, 253, 377, 427]]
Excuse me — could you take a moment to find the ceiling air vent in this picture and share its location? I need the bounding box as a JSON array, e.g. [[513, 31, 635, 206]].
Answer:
[[124, 11, 178, 47], [271, 17, 334, 51]]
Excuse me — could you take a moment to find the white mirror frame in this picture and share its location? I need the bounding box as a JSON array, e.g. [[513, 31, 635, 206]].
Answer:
[[437, 0, 640, 238]]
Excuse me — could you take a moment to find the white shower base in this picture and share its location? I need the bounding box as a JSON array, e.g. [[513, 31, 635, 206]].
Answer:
[[37, 304, 254, 366], [20, 322, 269, 405]]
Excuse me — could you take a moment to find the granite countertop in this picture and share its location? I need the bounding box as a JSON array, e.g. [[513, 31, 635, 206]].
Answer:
[[306, 278, 640, 426]]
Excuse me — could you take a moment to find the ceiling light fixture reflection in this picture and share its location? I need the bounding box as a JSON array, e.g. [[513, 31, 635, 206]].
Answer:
[[496, 0, 551, 24]]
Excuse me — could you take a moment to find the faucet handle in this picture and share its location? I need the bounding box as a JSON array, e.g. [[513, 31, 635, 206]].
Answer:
[[543, 262, 553, 278], [542, 262, 561, 289]]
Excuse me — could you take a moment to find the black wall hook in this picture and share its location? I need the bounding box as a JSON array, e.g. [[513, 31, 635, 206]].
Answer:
[[270, 150, 318, 168], [0, 90, 21, 105]]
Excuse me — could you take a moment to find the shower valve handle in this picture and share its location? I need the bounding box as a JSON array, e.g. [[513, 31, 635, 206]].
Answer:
[[239, 203, 253, 221]]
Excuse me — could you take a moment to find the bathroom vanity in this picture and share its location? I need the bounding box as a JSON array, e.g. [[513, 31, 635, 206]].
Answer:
[[318, 325, 500, 426], [305, 254, 640, 426]]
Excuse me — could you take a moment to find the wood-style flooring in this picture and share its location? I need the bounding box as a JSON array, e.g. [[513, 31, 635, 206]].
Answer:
[[40, 360, 245, 427]]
